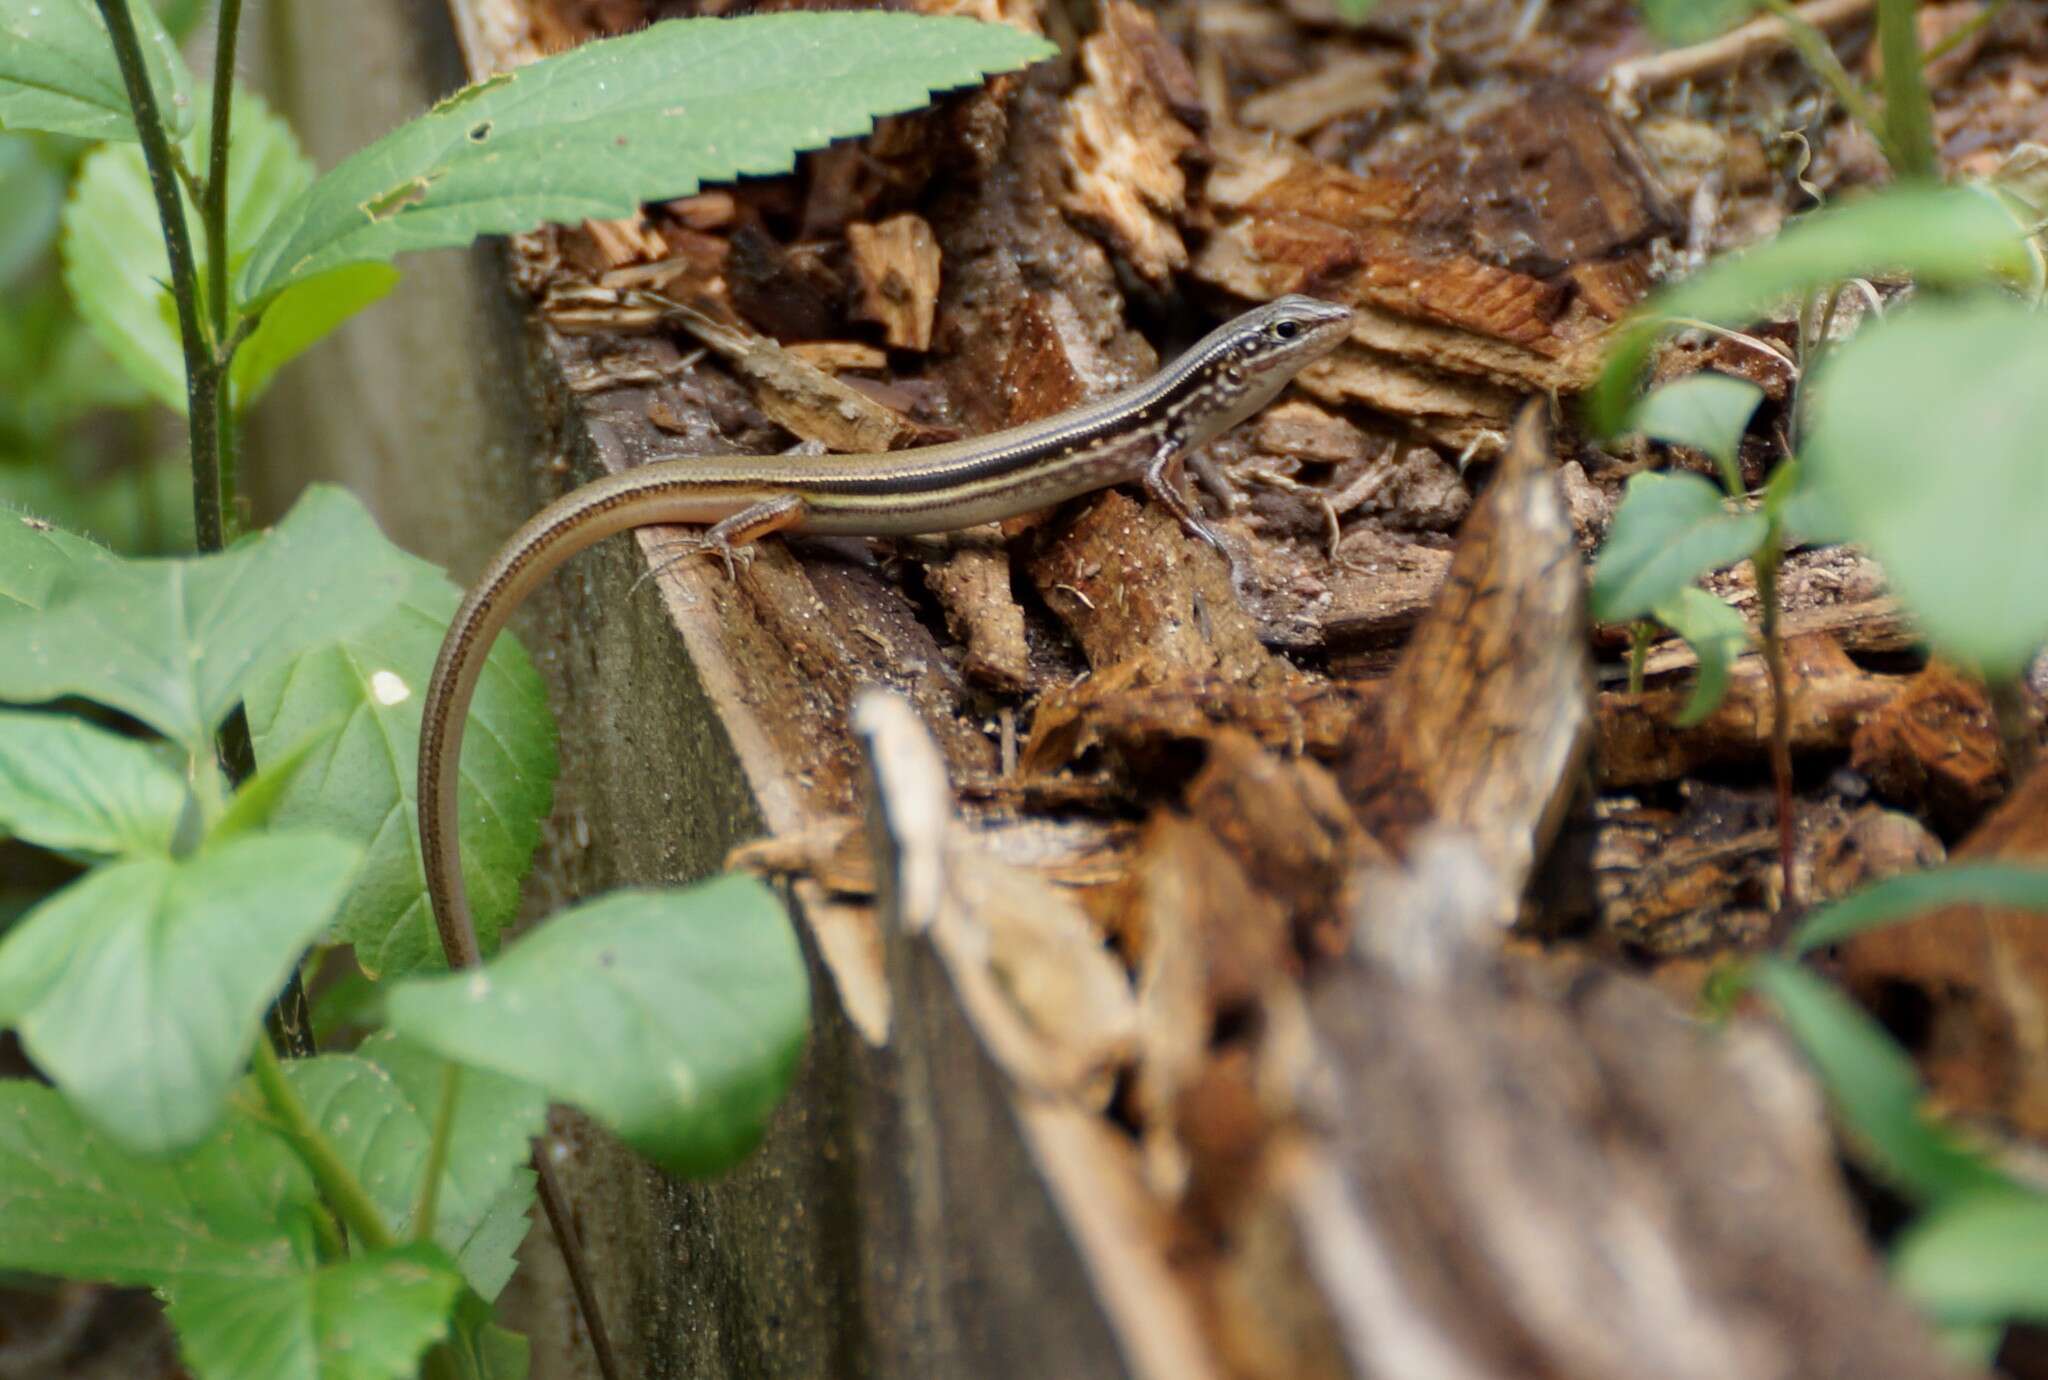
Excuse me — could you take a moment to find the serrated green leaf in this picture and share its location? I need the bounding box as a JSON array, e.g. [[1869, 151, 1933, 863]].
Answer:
[[62, 85, 392, 413], [1750, 958, 2013, 1205], [0, 486, 407, 755], [1637, 0, 1760, 48], [167, 1242, 463, 1380], [1792, 863, 2048, 953], [237, 13, 1054, 307], [244, 539, 555, 977], [0, 131, 63, 283], [1633, 372, 1765, 491], [1894, 1191, 2048, 1325], [0, 0, 193, 143], [284, 1033, 543, 1300], [388, 877, 808, 1178], [0, 707, 189, 855], [1590, 185, 2039, 433], [0, 832, 360, 1154], [1649, 586, 1748, 727], [1590, 471, 1767, 623], [1804, 295, 2048, 680], [0, 1078, 318, 1285]]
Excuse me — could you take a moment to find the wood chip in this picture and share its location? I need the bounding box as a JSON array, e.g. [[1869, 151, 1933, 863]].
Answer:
[[784, 340, 889, 373], [1237, 51, 1400, 138], [847, 213, 943, 351], [1059, 0, 1205, 284]]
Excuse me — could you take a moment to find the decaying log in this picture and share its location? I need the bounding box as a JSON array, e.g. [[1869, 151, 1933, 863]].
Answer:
[[1340, 402, 1591, 908]]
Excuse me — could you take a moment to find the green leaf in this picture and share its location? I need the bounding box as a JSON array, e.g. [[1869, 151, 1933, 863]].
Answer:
[[1637, 0, 1759, 47], [1895, 1191, 2048, 1325], [0, 0, 193, 143], [1589, 185, 2039, 433], [0, 131, 64, 283], [0, 832, 361, 1154], [1590, 471, 1767, 623], [1749, 958, 2013, 1205], [0, 1078, 318, 1285], [387, 877, 809, 1178], [232, 261, 401, 405], [1331, 0, 1377, 22], [62, 85, 393, 413], [0, 499, 119, 613], [1632, 372, 1765, 493], [244, 543, 555, 977], [0, 486, 408, 755], [206, 716, 347, 847], [286, 1032, 544, 1300], [167, 1242, 463, 1380], [1804, 295, 2048, 680], [448, 1292, 530, 1380], [237, 13, 1054, 308], [0, 708, 189, 855], [1649, 586, 1749, 727], [1792, 863, 2048, 952], [355, 1032, 542, 1301]]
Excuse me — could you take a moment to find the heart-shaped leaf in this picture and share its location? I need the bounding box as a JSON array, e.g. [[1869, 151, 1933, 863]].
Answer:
[[0, 1079, 317, 1285], [0, 487, 406, 755], [244, 545, 555, 978], [0, 832, 361, 1153], [387, 876, 808, 1177], [167, 1242, 463, 1380], [0, 708, 189, 856]]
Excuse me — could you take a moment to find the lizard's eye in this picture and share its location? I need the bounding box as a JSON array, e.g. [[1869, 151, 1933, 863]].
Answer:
[[1272, 319, 1301, 341]]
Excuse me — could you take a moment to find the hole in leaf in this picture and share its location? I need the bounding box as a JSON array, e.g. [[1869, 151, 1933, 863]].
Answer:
[[363, 176, 436, 222]]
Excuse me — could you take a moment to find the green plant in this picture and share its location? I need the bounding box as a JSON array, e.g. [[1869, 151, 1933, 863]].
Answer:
[[1740, 866, 2048, 1363], [1593, 0, 2046, 898], [0, 4, 1053, 1377], [1607, 1, 2048, 1356]]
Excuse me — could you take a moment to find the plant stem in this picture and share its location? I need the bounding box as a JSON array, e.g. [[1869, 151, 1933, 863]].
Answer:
[[1926, 0, 2007, 63], [250, 1040, 397, 1251], [412, 1064, 463, 1244], [1628, 621, 1653, 697], [203, 0, 241, 352], [1875, 0, 1939, 180], [1753, 530, 1798, 912], [93, 0, 224, 553]]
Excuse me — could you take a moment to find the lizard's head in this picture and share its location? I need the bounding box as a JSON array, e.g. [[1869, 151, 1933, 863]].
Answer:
[[1185, 295, 1354, 443]]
